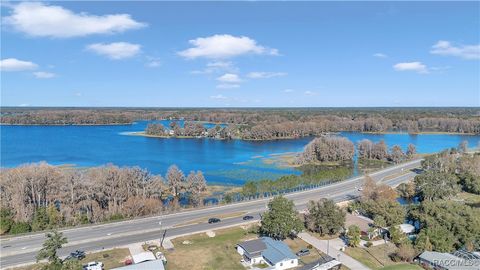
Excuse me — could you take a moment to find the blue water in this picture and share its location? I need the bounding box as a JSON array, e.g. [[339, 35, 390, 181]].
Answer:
[[1, 121, 479, 185]]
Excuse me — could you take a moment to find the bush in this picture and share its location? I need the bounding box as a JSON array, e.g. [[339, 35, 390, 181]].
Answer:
[[365, 241, 373, 248], [0, 208, 14, 234], [31, 207, 49, 231], [109, 213, 124, 221], [10, 222, 31, 234]]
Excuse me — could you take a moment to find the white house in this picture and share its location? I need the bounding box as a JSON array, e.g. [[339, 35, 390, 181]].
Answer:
[[237, 238, 266, 265], [237, 237, 299, 270]]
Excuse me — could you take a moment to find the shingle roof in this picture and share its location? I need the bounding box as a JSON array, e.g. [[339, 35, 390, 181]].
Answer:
[[238, 238, 267, 257], [261, 237, 298, 265]]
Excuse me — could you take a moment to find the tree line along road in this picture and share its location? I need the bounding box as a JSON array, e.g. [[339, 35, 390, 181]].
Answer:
[[0, 159, 422, 269]]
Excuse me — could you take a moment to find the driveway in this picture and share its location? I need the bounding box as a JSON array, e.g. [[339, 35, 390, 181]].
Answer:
[[298, 232, 370, 270]]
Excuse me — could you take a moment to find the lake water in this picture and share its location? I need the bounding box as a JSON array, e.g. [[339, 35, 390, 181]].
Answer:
[[1, 121, 479, 185]]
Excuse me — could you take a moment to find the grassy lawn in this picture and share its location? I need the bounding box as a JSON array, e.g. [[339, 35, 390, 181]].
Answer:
[[80, 248, 131, 269], [11, 248, 130, 270], [379, 264, 423, 270], [344, 243, 405, 270], [163, 226, 257, 270], [284, 237, 324, 265]]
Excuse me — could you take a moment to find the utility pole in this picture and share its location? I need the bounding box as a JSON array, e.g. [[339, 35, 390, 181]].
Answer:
[[159, 221, 165, 248], [327, 239, 330, 256]]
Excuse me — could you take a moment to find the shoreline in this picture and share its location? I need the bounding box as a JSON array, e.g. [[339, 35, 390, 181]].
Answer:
[[126, 130, 479, 141], [359, 131, 477, 135], [1, 123, 477, 136], [0, 123, 133, 126]]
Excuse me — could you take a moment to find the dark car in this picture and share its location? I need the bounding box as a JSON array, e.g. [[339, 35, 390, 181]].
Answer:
[[208, 218, 221, 224], [71, 250, 86, 260], [242, 215, 254, 220], [296, 249, 310, 257]]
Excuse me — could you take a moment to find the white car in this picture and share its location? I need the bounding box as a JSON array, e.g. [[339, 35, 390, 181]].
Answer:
[[83, 261, 103, 270]]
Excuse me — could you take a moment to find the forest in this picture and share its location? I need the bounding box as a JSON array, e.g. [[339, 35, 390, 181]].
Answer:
[[349, 149, 480, 254], [2, 108, 479, 137], [0, 163, 206, 235]]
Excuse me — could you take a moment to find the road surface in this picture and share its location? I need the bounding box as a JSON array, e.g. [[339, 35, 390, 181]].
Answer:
[[0, 159, 421, 269]]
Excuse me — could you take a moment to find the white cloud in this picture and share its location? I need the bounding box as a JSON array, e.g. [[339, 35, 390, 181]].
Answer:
[[146, 61, 161, 68], [393, 62, 429, 74], [217, 73, 241, 83], [430, 40, 480, 60], [0, 58, 37, 71], [145, 57, 161, 68], [304, 91, 317, 96], [217, 84, 240, 89], [191, 61, 237, 74], [373, 53, 388, 58], [207, 61, 234, 69], [18, 103, 30, 107], [178, 34, 278, 59], [210, 94, 227, 100], [33, 71, 56, 79], [246, 72, 287, 79], [3, 2, 146, 38], [283, 89, 294, 93], [86, 42, 141, 60]]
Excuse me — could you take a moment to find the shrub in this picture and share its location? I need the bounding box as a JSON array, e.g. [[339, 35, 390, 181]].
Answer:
[[10, 222, 31, 234], [0, 208, 14, 234], [365, 241, 373, 248], [109, 213, 124, 221]]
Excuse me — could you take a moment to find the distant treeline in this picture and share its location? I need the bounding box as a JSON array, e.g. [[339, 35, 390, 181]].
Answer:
[[0, 163, 206, 234], [2, 108, 479, 136]]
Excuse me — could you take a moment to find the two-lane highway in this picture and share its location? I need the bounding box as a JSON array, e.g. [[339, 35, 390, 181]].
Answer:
[[0, 159, 422, 269]]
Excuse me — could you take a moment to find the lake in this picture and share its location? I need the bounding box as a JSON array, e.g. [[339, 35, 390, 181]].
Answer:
[[1, 121, 479, 185]]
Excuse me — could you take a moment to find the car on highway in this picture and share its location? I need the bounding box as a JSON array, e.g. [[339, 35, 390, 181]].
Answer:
[[296, 249, 310, 257], [208, 217, 221, 224], [242, 215, 254, 220]]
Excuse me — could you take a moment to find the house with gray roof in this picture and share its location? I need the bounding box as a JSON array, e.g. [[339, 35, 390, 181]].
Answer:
[[418, 251, 480, 270], [237, 238, 267, 265], [237, 237, 299, 270]]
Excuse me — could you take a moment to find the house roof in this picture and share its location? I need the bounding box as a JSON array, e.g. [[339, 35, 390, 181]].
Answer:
[[345, 213, 372, 232], [132, 252, 156, 264], [419, 251, 479, 270], [398, 224, 415, 234], [298, 255, 341, 270], [261, 237, 298, 265], [238, 238, 267, 257]]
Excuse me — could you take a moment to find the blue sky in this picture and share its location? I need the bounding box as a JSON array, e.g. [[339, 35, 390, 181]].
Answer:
[[1, 1, 479, 107]]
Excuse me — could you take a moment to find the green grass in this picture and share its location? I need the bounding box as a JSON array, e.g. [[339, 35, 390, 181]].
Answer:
[[379, 263, 423, 270], [11, 248, 130, 270], [284, 237, 325, 265], [344, 243, 407, 270], [164, 226, 257, 270], [80, 248, 131, 269]]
